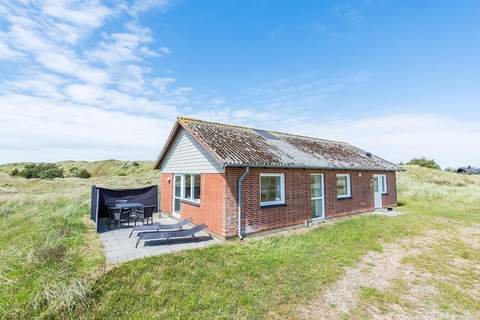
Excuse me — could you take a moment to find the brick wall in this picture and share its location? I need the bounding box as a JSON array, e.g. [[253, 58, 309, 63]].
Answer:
[[225, 168, 310, 237], [382, 171, 397, 207], [160, 172, 227, 237], [324, 170, 374, 219], [224, 168, 398, 237], [161, 169, 398, 238], [160, 173, 173, 214]]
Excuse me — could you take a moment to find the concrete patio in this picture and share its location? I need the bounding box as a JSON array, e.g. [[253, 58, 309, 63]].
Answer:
[[98, 214, 220, 263]]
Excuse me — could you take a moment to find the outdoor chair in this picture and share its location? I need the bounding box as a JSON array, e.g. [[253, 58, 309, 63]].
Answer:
[[114, 199, 135, 227], [129, 217, 193, 238], [108, 207, 130, 229], [134, 206, 154, 226], [135, 224, 208, 248], [107, 207, 122, 230], [142, 205, 155, 224]]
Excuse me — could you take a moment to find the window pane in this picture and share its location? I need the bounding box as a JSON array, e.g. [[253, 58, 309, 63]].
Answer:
[[261, 176, 281, 202], [174, 176, 182, 197], [336, 176, 347, 196], [311, 199, 323, 218], [382, 175, 387, 193], [310, 175, 322, 198], [184, 174, 192, 199], [373, 177, 379, 192], [174, 197, 181, 212], [193, 174, 201, 200]]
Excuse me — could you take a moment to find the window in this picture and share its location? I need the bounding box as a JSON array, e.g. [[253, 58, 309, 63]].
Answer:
[[193, 174, 201, 201], [184, 174, 192, 199], [260, 173, 285, 206], [181, 174, 201, 203], [381, 174, 388, 194], [310, 174, 324, 219], [336, 174, 351, 198]]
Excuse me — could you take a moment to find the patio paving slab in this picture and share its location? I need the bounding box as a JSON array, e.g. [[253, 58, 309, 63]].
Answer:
[[98, 214, 220, 263]]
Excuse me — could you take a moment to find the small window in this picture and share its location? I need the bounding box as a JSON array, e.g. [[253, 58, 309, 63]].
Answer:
[[381, 174, 388, 194], [193, 174, 201, 201], [184, 174, 192, 199], [260, 173, 285, 206], [182, 174, 201, 203], [336, 174, 351, 198]]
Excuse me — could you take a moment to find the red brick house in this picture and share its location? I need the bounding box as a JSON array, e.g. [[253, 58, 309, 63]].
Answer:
[[155, 117, 401, 239]]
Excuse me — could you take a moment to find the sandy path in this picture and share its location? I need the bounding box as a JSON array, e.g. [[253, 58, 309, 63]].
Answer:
[[299, 225, 480, 320]]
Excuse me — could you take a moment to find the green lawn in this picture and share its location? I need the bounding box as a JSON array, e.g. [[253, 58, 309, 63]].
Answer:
[[0, 163, 479, 319]]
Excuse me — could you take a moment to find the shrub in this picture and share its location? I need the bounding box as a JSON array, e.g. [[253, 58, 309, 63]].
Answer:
[[76, 169, 91, 179], [406, 157, 441, 170], [68, 167, 91, 179], [10, 168, 19, 176], [17, 163, 64, 179]]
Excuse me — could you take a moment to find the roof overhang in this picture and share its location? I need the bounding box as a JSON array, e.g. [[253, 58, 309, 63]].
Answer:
[[223, 163, 404, 172]]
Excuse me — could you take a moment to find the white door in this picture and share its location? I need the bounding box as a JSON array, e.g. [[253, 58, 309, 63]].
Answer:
[[373, 175, 383, 209], [172, 174, 183, 218], [310, 174, 325, 219]]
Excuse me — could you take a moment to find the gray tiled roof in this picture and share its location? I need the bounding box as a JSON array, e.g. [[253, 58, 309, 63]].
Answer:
[[457, 166, 480, 174], [155, 117, 402, 171]]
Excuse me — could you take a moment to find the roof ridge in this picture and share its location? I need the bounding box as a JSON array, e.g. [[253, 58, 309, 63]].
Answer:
[[177, 116, 348, 145]]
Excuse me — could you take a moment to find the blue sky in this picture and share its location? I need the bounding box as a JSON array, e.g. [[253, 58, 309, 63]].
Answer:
[[1, 0, 479, 167]]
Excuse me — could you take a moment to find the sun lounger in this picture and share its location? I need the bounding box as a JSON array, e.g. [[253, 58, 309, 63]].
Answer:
[[129, 217, 193, 238], [135, 224, 207, 248]]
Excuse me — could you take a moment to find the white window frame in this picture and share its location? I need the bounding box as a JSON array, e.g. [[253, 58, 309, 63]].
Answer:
[[336, 173, 351, 199], [380, 174, 388, 194], [178, 173, 201, 204], [259, 173, 285, 206], [311, 173, 325, 220]]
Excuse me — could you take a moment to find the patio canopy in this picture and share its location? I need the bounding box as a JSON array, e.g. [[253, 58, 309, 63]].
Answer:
[[91, 185, 159, 232]]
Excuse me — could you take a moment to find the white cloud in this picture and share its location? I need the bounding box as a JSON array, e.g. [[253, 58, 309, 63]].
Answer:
[[41, 0, 113, 30], [130, 0, 170, 16], [273, 113, 480, 168], [38, 50, 110, 84], [0, 32, 25, 60], [247, 71, 369, 111], [5, 72, 66, 98], [152, 77, 176, 92], [87, 23, 158, 65], [0, 94, 174, 163]]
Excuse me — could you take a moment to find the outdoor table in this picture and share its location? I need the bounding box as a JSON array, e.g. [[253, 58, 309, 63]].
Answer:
[[109, 203, 144, 229], [111, 202, 144, 210]]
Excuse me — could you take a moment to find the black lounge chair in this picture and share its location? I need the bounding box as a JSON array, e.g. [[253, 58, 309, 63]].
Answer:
[[129, 217, 193, 238], [135, 224, 207, 248]]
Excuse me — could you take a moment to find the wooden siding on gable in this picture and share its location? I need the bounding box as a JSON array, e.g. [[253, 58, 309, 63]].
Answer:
[[160, 128, 224, 174]]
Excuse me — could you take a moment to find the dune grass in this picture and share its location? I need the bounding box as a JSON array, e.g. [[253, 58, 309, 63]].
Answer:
[[0, 163, 479, 319], [0, 167, 158, 319], [0, 160, 155, 178]]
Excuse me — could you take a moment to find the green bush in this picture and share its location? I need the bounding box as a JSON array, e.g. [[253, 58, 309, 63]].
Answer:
[[68, 167, 91, 179], [406, 157, 441, 170], [77, 169, 91, 179], [17, 163, 64, 179], [10, 168, 19, 176]]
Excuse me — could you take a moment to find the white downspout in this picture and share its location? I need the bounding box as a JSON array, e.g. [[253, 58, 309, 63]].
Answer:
[[237, 167, 250, 240]]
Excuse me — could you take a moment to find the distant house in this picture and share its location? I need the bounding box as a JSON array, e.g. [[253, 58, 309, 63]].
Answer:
[[457, 166, 480, 174], [154, 117, 402, 239]]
